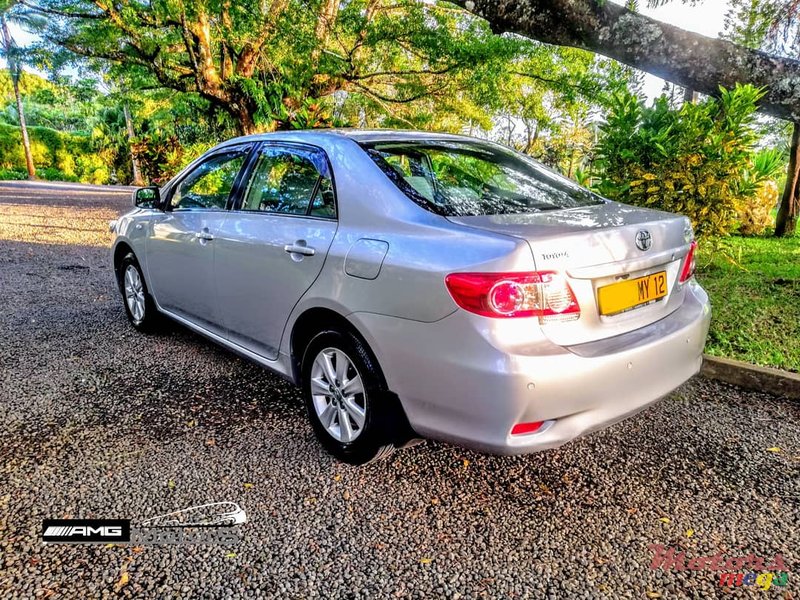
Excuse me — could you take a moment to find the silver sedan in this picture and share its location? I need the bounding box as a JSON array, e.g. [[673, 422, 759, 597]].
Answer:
[[111, 130, 711, 464]]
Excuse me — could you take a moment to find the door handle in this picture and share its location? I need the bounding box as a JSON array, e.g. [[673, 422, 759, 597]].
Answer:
[[284, 243, 315, 257], [195, 230, 214, 241]]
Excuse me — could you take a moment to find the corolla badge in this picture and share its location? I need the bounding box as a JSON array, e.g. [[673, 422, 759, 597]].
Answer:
[[635, 230, 653, 251]]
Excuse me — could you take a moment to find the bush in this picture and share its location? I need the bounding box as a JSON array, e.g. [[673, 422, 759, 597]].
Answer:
[[39, 167, 79, 182], [595, 85, 766, 238], [0, 123, 108, 184], [739, 180, 778, 236], [0, 168, 26, 180]]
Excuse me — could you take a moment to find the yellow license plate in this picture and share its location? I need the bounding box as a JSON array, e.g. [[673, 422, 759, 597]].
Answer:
[[597, 271, 667, 316]]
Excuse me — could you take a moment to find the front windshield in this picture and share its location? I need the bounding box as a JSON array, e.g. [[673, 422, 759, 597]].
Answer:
[[361, 140, 604, 217]]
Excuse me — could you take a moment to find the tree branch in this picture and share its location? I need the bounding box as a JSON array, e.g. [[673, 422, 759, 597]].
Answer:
[[451, 0, 800, 122]]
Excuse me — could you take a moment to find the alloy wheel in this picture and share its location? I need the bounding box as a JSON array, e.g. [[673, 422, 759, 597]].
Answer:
[[310, 347, 367, 443], [123, 265, 146, 323]]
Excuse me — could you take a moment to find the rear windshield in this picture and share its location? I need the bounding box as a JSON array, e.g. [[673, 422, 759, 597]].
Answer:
[[360, 140, 604, 217]]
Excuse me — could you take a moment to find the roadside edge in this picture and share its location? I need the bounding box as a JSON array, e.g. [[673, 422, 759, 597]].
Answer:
[[701, 354, 800, 400]]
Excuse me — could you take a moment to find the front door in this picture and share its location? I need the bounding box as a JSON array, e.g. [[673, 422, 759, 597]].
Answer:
[[214, 144, 338, 359], [147, 145, 251, 331]]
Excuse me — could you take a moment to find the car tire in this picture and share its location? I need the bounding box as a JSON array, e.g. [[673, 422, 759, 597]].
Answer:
[[301, 329, 402, 465], [118, 252, 160, 333]]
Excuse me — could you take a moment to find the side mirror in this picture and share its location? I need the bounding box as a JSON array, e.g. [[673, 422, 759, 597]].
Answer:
[[133, 186, 161, 209]]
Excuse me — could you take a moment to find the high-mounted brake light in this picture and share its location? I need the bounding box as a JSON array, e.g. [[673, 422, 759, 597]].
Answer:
[[678, 240, 697, 283], [445, 271, 580, 322]]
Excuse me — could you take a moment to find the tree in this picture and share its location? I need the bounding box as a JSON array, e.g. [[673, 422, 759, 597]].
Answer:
[[723, 0, 799, 236], [0, 4, 35, 178], [452, 0, 800, 234], [120, 101, 142, 185], [452, 1, 800, 122], [25, 0, 528, 135]]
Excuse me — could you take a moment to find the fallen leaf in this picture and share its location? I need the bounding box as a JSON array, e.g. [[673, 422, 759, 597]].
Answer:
[[462, 459, 470, 468], [766, 447, 782, 453], [659, 517, 670, 524], [167, 480, 175, 490], [206, 439, 216, 446], [419, 557, 433, 564], [430, 497, 440, 505], [686, 529, 694, 538], [334, 474, 342, 482], [113, 572, 129, 593], [627, 507, 638, 515], [104, 543, 115, 549], [132, 546, 144, 554], [343, 490, 351, 500], [186, 420, 196, 428], [645, 591, 662, 599], [225, 552, 237, 558], [243, 482, 254, 489]]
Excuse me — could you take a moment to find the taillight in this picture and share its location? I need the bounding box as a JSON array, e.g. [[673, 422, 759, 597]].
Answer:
[[444, 271, 580, 322], [679, 241, 697, 283]]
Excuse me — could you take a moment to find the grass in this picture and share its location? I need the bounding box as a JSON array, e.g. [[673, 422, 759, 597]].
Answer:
[[697, 234, 800, 373]]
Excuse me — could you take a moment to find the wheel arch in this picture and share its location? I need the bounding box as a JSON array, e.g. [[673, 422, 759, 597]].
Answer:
[[289, 307, 383, 386], [290, 306, 417, 447], [112, 241, 135, 290]]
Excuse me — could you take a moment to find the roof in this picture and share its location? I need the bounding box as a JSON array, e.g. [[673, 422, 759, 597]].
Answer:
[[225, 128, 480, 146]]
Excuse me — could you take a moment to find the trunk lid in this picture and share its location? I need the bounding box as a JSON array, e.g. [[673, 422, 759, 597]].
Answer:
[[447, 201, 694, 346]]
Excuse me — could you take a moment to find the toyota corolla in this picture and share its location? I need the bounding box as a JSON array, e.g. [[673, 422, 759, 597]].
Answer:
[[110, 130, 711, 464]]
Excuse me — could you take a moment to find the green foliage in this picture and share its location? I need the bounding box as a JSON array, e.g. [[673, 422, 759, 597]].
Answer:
[[750, 147, 785, 179], [736, 147, 785, 235], [0, 122, 107, 183], [0, 70, 101, 132], [130, 131, 182, 185], [0, 167, 25, 179], [595, 84, 766, 237]]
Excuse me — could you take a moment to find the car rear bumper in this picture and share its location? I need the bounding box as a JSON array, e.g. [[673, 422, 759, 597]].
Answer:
[[349, 281, 711, 455]]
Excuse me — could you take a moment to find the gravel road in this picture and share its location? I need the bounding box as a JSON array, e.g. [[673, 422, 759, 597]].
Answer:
[[0, 181, 797, 599]]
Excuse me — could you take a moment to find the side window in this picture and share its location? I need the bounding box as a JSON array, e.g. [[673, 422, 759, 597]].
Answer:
[[382, 151, 435, 201], [241, 147, 336, 218], [309, 177, 335, 218], [170, 149, 248, 210]]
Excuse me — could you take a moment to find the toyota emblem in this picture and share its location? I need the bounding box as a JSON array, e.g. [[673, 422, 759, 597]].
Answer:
[[635, 230, 652, 251]]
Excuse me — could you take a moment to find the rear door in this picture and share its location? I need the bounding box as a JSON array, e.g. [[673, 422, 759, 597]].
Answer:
[[214, 143, 338, 359], [147, 145, 252, 331]]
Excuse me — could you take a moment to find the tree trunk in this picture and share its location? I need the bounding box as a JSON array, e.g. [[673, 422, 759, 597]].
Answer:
[[123, 102, 145, 186], [1, 16, 35, 180], [11, 74, 34, 179], [453, 0, 800, 122], [231, 101, 257, 135], [776, 122, 800, 237]]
